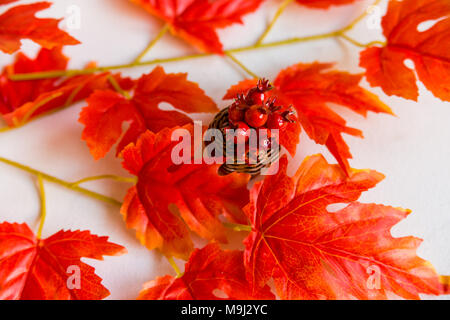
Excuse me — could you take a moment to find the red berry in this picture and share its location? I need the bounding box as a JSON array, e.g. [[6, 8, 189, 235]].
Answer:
[[245, 105, 268, 128], [228, 103, 246, 123], [266, 113, 287, 130], [258, 129, 272, 149], [248, 90, 266, 105], [225, 122, 250, 144]]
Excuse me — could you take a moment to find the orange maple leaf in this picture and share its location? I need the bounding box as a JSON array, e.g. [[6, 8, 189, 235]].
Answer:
[[121, 126, 250, 260], [0, 2, 79, 54], [0, 222, 126, 300], [80, 66, 218, 160], [130, 0, 264, 53], [138, 243, 274, 300], [243, 156, 443, 300], [224, 63, 392, 174], [360, 0, 450, 101]]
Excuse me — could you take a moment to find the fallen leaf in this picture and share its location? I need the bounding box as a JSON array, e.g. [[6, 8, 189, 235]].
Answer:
[[138, 243, 274, 299], [360, 0, 450, 101], [121, 126, 250, 260], [130, 0, 264, 53], [243, 155, 443, 300], [80, 66, 218, 159], [0, 222, 126, 300], [224, 63, 392, 174], [0, 2, 79, 54]]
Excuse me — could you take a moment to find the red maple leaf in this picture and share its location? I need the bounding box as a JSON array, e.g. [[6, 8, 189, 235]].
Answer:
[[79, 66, 218, 160], [130, 0, 264, 53], [0, 0, 18, 5], [243, 155, 443, 300], [0, 2, 79, 54], [0, 47, 134, 128], [224, 63, 392, 174], [296, 0, 356, 8], [360, 0, 450, 102], [0, 222, 126, 300], [138, 243, 274, 300], [121, 126, 251, 260]]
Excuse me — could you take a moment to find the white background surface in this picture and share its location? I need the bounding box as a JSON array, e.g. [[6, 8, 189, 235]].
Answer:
[[0, 0, 449, 300]]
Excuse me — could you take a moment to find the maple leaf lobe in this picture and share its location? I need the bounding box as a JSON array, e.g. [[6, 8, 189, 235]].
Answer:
[[0, 2, 79, 54]]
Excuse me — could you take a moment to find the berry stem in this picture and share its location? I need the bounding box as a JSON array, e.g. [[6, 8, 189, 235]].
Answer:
[[36, 174, 47, 239], [256, 0, 295, 45], [338, 0, 382, 34], [339, 34, 386, 48], [8, 32, 335, 81], [69, 174, 137, 187], [0, 157, 122, 207], [18, 92, 64, 126], [133, 24, 170, 64], [108, 75, 131, 99], [225, 52, 260, 79], [166, 256, 183, 278], [223, 222, 252, 232], [9, 53, 208, 81]]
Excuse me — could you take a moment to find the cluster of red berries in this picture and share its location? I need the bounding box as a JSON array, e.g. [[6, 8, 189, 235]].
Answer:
[[225, 79, 295, 144]]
